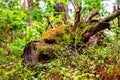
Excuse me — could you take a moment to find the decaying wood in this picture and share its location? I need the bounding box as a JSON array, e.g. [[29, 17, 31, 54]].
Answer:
[[22, 41, 39, 67], [82, 10, 120, 43], [85, 11, 99, 23], [73, 6, 82, 30], [22, 41, 56, 66], [72, 0, 79, 11]]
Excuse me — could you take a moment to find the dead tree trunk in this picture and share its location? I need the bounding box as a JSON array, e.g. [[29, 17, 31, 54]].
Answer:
[[82, 10, 120, 43]]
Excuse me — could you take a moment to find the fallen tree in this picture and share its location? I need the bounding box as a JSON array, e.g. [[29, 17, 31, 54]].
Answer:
[[82, 10, 120, 43], [22, 3, 120, 67]]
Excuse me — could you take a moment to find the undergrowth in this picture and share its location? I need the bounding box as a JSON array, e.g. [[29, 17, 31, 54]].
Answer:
[[0, 37, 120, 79]]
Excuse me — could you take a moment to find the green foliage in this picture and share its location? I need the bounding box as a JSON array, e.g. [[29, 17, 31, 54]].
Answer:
[[0, 0, 120, 80], [0, 8, 27, 30], [81, 0, 103, 17]]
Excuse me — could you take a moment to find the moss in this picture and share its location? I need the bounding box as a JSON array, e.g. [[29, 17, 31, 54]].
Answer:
[[37, 44, 56, 55], [38, 21, 98, 55], [39, 21, 96, 46], [39, 24, 73, 45]]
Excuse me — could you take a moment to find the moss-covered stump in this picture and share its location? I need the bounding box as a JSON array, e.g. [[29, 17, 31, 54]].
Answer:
[[22, 41, 58, 66]]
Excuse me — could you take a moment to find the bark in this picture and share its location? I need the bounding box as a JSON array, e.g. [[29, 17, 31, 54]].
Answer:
[[82, 10, 120, 43], [22, 41, 56, 67], [72, 0, 79, 11], [27, 0, 33, 26], [28, 0, 33, 10], [73, 6, 82, 30], [89, 18, 101, 23], [85, 11, 99, 23], [54, 3, 70, 24]]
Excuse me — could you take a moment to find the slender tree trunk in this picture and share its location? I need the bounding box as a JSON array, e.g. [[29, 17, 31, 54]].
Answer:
[[27, 0, 33, 26], [54, 3, 70, 24]]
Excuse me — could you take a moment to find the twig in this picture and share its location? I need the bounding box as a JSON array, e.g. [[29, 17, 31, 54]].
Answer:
[[46, 15, 55, 30]]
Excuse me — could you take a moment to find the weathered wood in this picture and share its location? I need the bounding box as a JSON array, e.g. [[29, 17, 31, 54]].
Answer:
[[85, 11, 99, 23], [72, 0, 79, 11], [82, 10, 120, 43], [73, 6, 82, 30], [22, 41, 56, 67]]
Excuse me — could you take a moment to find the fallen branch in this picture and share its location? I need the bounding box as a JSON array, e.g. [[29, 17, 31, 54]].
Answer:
[[82, 10, 120, 43], [85, 11, 99, 23]]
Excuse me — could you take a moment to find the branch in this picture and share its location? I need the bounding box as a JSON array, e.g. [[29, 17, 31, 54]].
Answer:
[[101, 10, 120, 22], [82, 10, 120, 43], [85, 11, 99, 23], [89, 18, 101, 23], [72, 0, 79, 11], [46, 16, 55, 30], [73, 6, 82, 30]]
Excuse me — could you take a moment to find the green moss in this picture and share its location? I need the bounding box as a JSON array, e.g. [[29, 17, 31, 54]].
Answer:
[[38, 21, 99, 55]]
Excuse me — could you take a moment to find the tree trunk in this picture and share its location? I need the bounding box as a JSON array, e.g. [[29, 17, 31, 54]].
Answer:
[[54, 3, 70, 24]]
